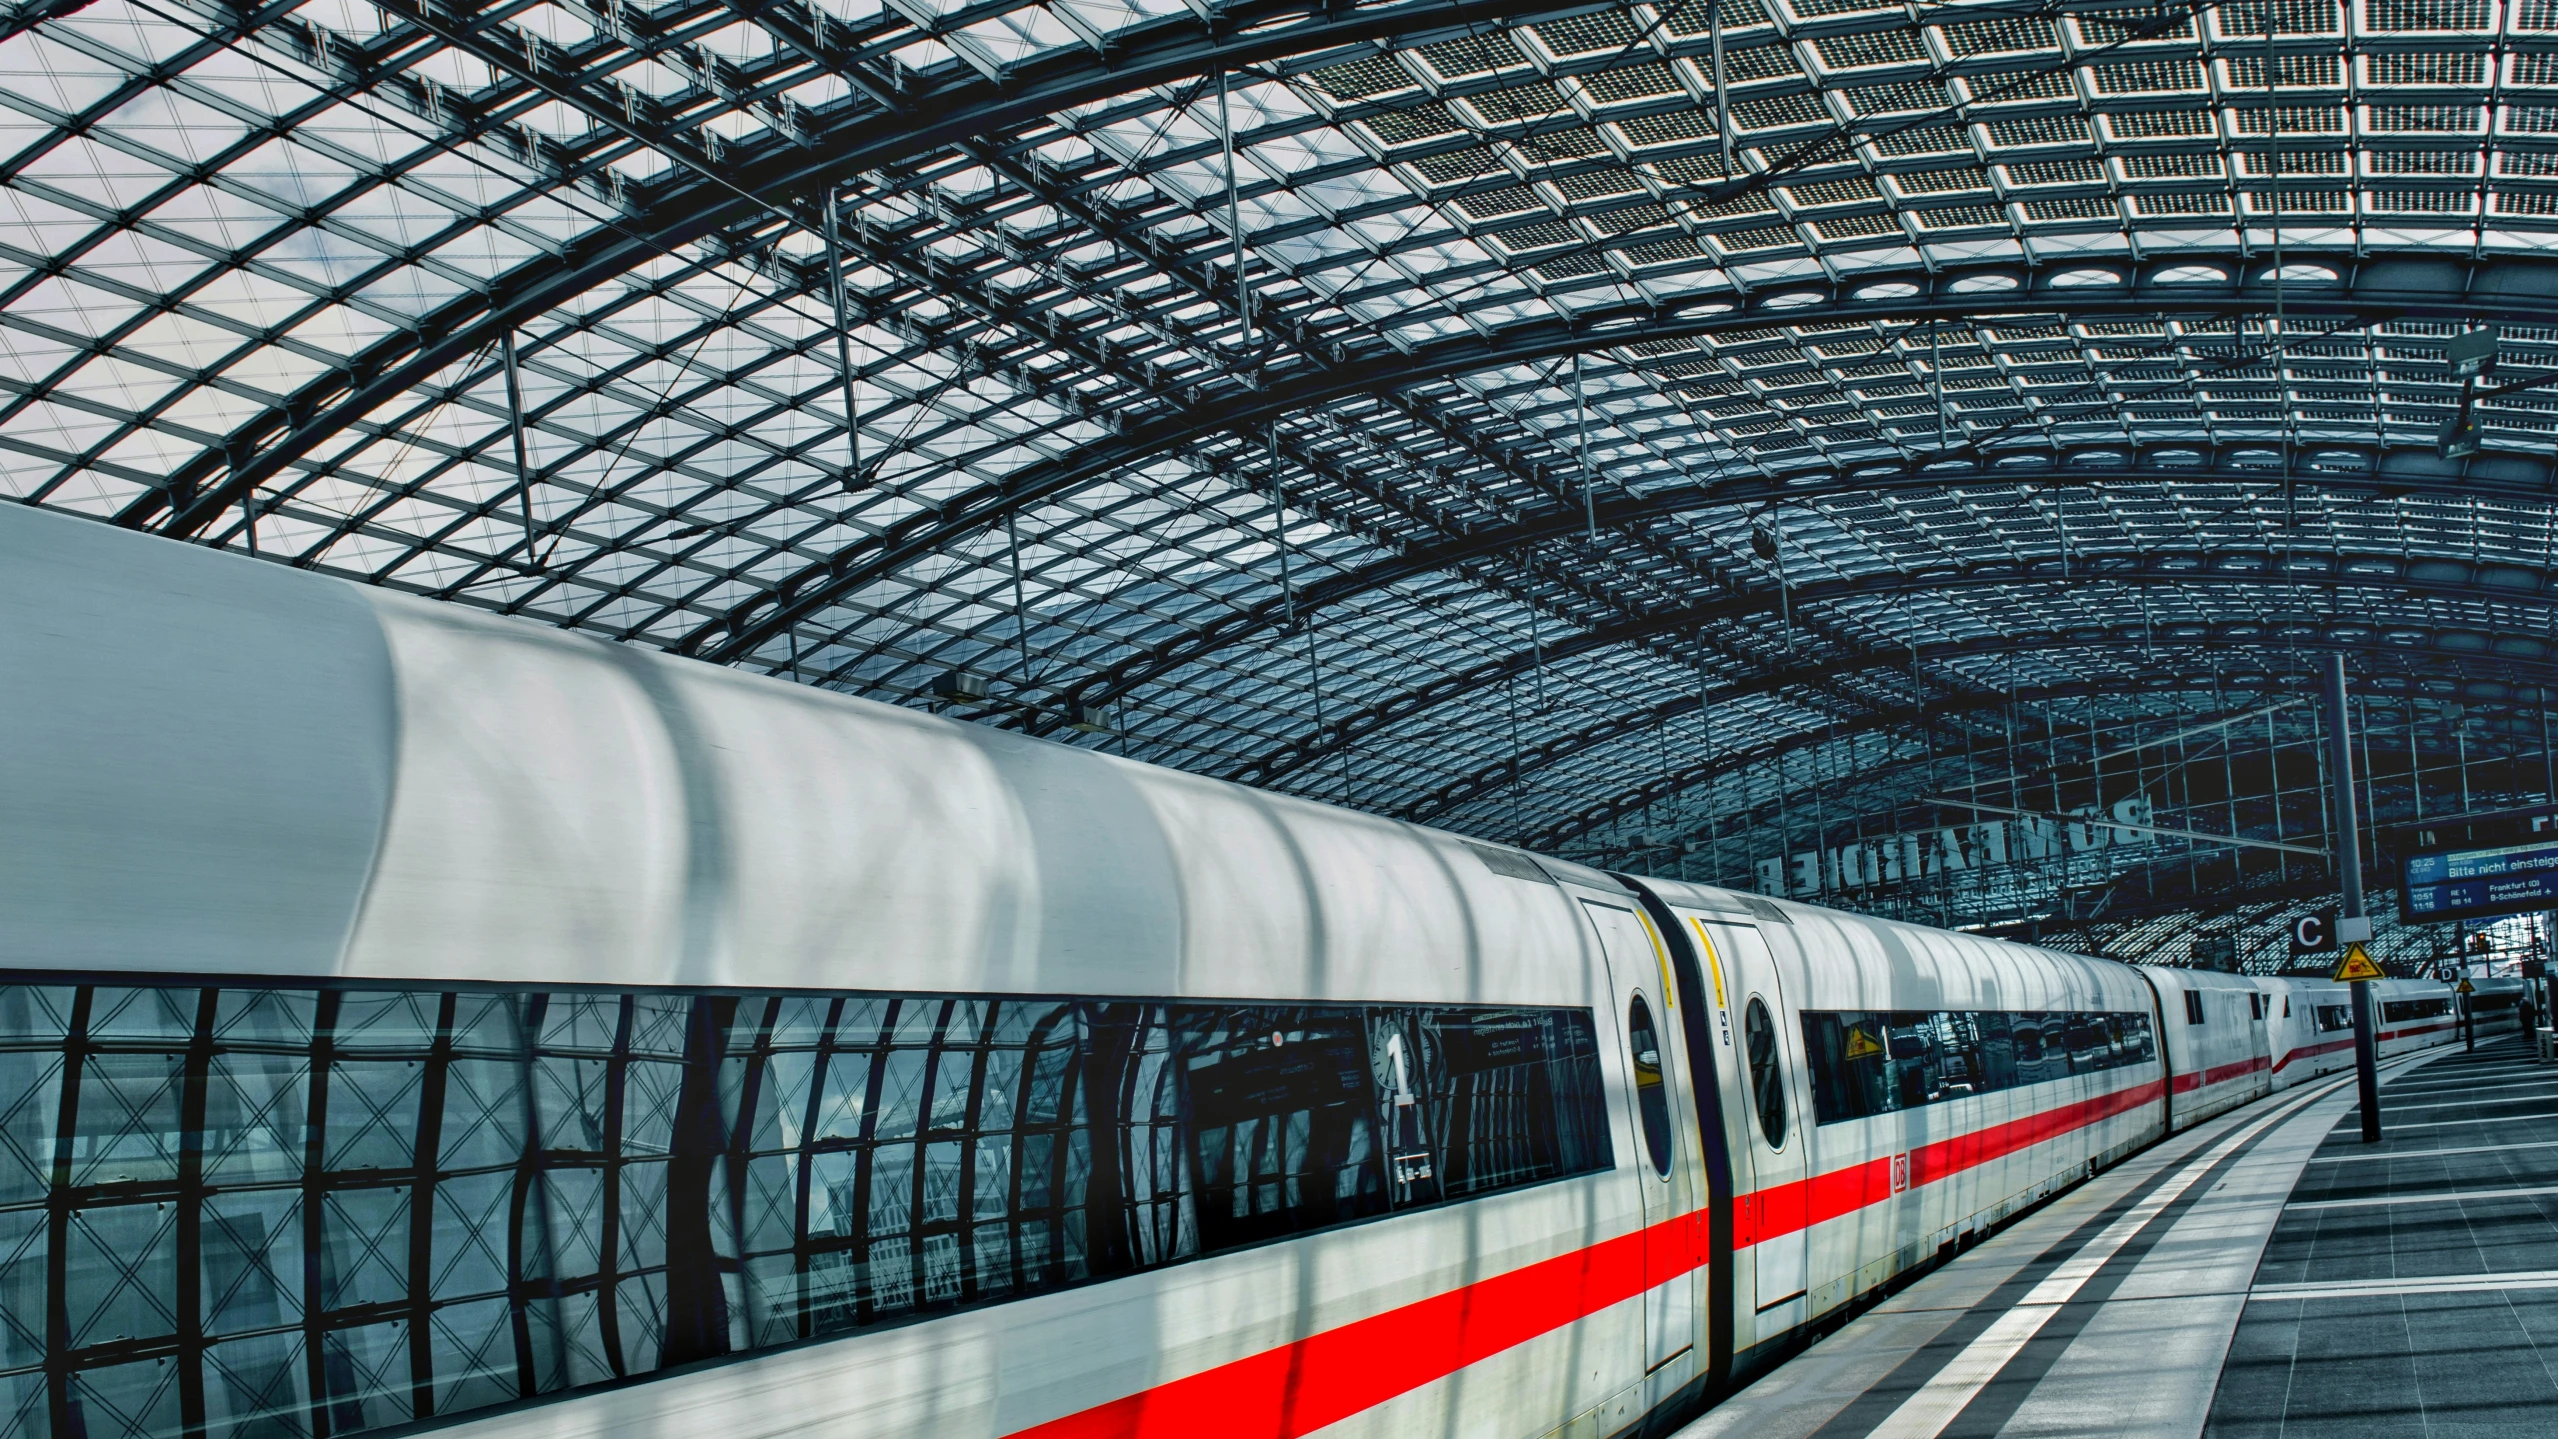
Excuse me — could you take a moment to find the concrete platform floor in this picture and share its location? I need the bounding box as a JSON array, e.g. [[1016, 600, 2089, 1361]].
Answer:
[[2206, 1032, 2558, 1438], [1672, 1038, 2512, 1439]]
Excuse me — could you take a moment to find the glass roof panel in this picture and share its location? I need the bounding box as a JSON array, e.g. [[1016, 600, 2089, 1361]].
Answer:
[[9, 0, 2558, 905]]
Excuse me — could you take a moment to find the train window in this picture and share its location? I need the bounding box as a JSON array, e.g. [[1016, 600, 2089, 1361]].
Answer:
[[1185, 1015, 1391, 1250], [1798, 1007, 2158, 1126], [2184, 991, 2206, 1025], [1744, 998, 1787, 1149], [1627, 996, 1674, 1177], [2314, 1003, 2352, 1033], [2249, 992, 2264, 1021], [2382, 997, 2454, 1022], [0, 982, 1611, 1439]]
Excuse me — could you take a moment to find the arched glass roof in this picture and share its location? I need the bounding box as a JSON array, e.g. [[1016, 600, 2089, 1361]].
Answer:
[[9, 0, 2558, 926]]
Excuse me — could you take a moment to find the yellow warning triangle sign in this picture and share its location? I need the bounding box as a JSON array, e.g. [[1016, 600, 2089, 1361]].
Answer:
[[1845, 1027, 1885, 1060], [2333, 942, 2383, 983], [2457, 978, 2476, 993]]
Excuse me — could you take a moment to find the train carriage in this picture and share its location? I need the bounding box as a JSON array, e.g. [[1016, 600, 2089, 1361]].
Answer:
[[2262, 975, 2359, 1089], [2466, 976, 2528, 1038], [1633, 886, 2167, 1371], [0, 501, 2476, 1439], [2142, 967, 2274, 1127]]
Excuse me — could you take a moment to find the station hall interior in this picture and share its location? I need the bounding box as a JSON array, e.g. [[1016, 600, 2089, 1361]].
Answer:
[[13, 0, 2558, 1436]]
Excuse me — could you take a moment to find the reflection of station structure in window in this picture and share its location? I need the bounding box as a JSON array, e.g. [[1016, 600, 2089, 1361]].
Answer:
[[1803, 1007, 2159, 1123], [1381, 1032, 1436, 1192], [0, 983, 1616, 1439], [1755, 798, 2158, 899]]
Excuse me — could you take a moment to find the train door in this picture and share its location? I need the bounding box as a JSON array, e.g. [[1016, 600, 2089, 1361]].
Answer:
[[1700, 919, 1810, 1321], [1582, 899, 1697, 1376]]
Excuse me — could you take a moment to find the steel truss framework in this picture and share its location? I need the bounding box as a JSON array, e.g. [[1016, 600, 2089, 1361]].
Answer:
[[11, 0, 2558, 920]]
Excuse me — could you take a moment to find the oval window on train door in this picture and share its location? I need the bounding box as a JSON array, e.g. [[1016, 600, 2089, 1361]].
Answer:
[[1745, 997, 1788, 1149], [1628, 995, 1674, 1177]]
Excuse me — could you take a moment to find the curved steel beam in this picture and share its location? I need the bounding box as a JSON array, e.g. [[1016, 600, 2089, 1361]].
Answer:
[[1421, 683, 2093, 844], [1506, 633, 2558, 851], [687, 251, 2558, 665], [1028, 448, 2558, 738], [1515, 676, 2259, 854], [122, 0, 1594, 541], [1223, 546, 2558, 788], [1625, 697, 2557, 874], [1528, 669, 2554, 872]]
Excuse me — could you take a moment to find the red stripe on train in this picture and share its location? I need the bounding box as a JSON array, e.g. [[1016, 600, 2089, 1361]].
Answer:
[[2169, 1055, 2269, 1093], [2273, 1035, 2356, 1072], [2382, 1020, 2456, 1042], [1009, 1076, 2158, 1439], [2273, 1019, 2460, 1072], [1006, 1216, 1680, 1439], [1740, 1078, 2163, 1246]]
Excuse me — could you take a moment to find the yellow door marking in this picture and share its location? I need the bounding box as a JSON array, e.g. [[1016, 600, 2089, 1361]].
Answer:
[[1636, 910, 1675, 1008], [1690, 919, 1728, 1010]]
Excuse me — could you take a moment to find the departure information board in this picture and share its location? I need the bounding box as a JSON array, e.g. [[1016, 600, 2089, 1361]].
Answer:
[[2403, 822, 2558, 923]]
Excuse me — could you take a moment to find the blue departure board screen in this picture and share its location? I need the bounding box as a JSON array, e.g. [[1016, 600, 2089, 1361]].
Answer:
[[2403, 831, 2558, 923]]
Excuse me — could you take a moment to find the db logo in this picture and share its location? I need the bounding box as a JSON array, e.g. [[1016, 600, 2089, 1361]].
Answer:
[[1891, 1154, 1910, 1195]]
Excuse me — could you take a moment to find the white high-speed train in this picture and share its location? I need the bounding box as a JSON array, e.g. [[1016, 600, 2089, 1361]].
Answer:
[[0, 503, 2472, 1439]]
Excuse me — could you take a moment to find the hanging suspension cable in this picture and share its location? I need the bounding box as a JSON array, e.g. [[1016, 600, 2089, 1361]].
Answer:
[[1527, 560, 1548, 712], [821, 186, 865, 490], [236, 444, 257, 558], [1576, 352, 1595, 541], [1710, 0, 1732, 177], [1217, 67, 1255, 357], [501, 329, 537, 562], [2265, 2, 2293, 519], [1307, 615, 1345, 798], [1931, 318, 1946, 450], [1270, 425, 1296, 629], [1008, 509, 1034, 699]]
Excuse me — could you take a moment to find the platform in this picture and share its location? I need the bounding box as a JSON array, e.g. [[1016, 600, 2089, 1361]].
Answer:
[[2208, 1034, 2558, 1437], [1674, 1035, 2554, 1439]]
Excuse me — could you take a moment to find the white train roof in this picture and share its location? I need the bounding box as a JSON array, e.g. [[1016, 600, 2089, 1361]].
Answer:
[[2, 503, 1623, 1007]]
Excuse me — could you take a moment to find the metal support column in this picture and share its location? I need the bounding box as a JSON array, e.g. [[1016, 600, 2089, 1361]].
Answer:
[[2323, 654, 2382, 1143]]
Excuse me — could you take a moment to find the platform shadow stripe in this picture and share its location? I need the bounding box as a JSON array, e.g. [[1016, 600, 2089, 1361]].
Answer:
[[1800, 1074, 2361, 1439], [1931, 1074, 2386, 1439]]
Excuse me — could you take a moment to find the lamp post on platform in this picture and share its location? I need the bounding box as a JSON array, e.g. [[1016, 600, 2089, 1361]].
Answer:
[[2322, 654, 2383, 1142]]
